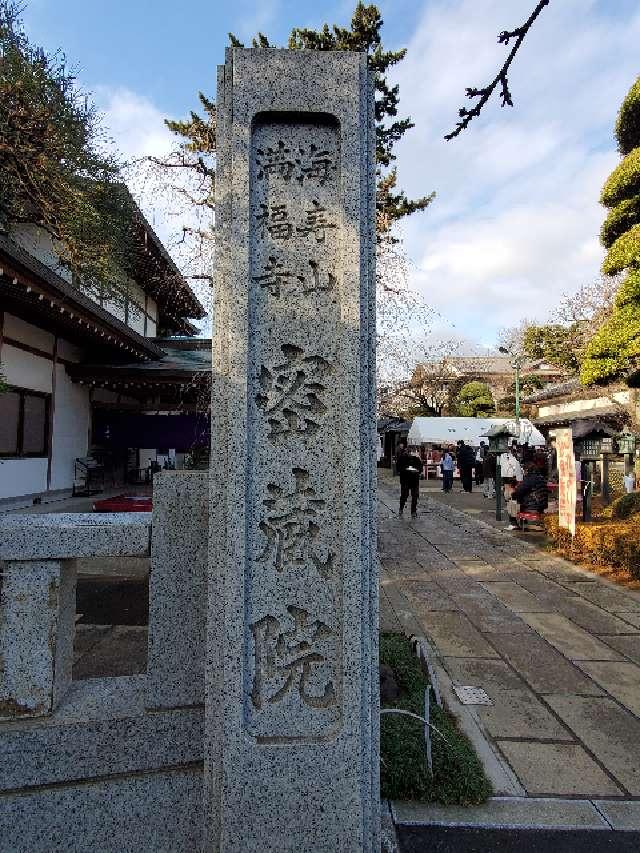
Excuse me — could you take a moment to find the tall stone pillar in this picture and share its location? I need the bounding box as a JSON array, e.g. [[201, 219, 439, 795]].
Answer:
[[206, 48, 377, 852]]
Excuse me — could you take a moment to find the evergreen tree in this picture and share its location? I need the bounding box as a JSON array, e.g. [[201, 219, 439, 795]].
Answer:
[[165, 3, 434, 239], [0, 1, 134, 299], [582, 77, 640, 384], [456, 381, 495, 417]]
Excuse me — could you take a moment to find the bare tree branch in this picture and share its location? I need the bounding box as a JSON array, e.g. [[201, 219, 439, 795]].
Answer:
[[445, 0, 551, 141]]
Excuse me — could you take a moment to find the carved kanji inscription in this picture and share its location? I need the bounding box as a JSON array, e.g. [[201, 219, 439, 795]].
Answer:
[[257, 468, 333, 580], [256, 344, 332, 439], [250, 605, 336, 711]]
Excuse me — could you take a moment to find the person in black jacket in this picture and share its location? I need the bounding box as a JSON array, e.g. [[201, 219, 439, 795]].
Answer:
[[507, 463, 549, 529], [456, 440, 475, 493], [397, 445, 423, 518]]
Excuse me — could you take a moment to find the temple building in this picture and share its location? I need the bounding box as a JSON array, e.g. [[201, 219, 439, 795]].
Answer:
[[0, 198, 209, 509]]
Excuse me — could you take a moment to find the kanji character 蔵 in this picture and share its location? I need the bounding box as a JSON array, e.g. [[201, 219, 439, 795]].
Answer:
[[257, 468, 333, 579]]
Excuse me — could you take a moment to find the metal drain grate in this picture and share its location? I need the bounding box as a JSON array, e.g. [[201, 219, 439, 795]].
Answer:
[[453, 685, 493, 705]]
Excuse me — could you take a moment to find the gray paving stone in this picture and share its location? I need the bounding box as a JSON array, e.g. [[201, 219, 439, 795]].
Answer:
[[545, 694, 640, 794], [443, 659, 573, 740], [553, 597, 640, 635], [487, 632, 603, 695], [574, 660, 640, 718], [496, 741, 623, 796], [522, 612, 622, 661], [417, 611, 500, 658], [569, 582, 640, 613], [593, 800, 640, 830], [616, 611, 640, 629], [480, 581, 552, 613], [600, 634, 640, 665]]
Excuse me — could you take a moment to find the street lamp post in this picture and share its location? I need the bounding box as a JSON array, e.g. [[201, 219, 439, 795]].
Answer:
[[499, 346, 522, 427]]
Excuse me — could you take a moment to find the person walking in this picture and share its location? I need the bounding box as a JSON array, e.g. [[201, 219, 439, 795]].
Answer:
[[482, 451, 497, 499], [475, 441, 487, 486], [397, 444, 423, 518], [441, 448, 454, 493], [457, 440, 475, 493]]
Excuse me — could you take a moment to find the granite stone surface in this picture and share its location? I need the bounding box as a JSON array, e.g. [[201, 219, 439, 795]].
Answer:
[[205, 48, 377, 852], [146, 471, 207, 709], [0, 512, 151, 560], [0, 767, 203, 853], [0, 704, 203, 790], [0, 560, 76, 719]]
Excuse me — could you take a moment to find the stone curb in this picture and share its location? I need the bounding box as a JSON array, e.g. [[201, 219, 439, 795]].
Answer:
[[380, 566, 524, 798]]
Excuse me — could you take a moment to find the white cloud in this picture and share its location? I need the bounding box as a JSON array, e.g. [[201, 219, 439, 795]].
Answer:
[[94, 86, 213, 328], [94, 87, 175, 162], [391, 0, 640, 344]]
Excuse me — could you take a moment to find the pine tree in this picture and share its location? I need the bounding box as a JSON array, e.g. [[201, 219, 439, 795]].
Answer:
[[582, 77, 640, 384], [165, 3, 433, 238]]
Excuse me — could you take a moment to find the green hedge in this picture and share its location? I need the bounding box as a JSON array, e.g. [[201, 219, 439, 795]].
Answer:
[[602, 224, 640, 275], [616, 76, 640, 156], [601, 196, 640, 248], [611, 492, 640, 520], [601, 148, 640, 208], [580, 300, 640, 384]]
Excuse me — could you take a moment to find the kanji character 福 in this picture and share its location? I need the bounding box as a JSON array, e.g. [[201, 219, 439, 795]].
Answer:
[[256, 203, 293, 241]]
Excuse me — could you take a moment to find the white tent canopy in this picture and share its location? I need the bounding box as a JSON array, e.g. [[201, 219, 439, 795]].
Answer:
[[407, 417, 545, 447]]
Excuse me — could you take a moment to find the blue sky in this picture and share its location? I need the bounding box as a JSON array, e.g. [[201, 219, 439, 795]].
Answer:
[[20, 1, 640, 349]]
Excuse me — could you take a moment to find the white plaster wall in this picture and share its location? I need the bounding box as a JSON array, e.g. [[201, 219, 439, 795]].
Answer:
[[0, 458, 48, 499], [50, 365, 90, 491], [128, 301, 146, 335], [146, 317, 157, 337], [3, 314, 54, 354], [539, 396, 623, 418], [9, 224, 72, 283], [147, 298, 157, 323], [1, 344, 52, 394]]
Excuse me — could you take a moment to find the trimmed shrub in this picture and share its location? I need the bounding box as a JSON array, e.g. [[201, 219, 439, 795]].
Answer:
[[603, 224, 640, 275], [616, 76, 640, 156], [544, 513, 640, 579], [601, 148, 640, 208], [580, 301, 640, 384], [611, 492, 640, 520], [601, 197, 640, 249], [615, 267, 640, 308]]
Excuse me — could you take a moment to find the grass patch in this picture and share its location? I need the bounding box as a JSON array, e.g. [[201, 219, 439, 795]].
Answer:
[[380, 632, 493, 805]]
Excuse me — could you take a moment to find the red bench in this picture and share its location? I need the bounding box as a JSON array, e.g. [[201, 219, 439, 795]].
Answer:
[[516, 510, 544, 531]]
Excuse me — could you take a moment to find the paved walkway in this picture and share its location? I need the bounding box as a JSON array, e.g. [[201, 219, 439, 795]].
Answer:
[[379, 473, 640, 802]]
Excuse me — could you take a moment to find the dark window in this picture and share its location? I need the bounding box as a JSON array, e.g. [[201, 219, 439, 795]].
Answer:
[[0, 387, 50, 458], [0, 391, 20, 454]]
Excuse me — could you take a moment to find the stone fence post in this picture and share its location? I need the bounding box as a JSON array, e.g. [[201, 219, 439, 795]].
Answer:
[[205, 48, 378, 851], [0, 514, 151, 721]]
